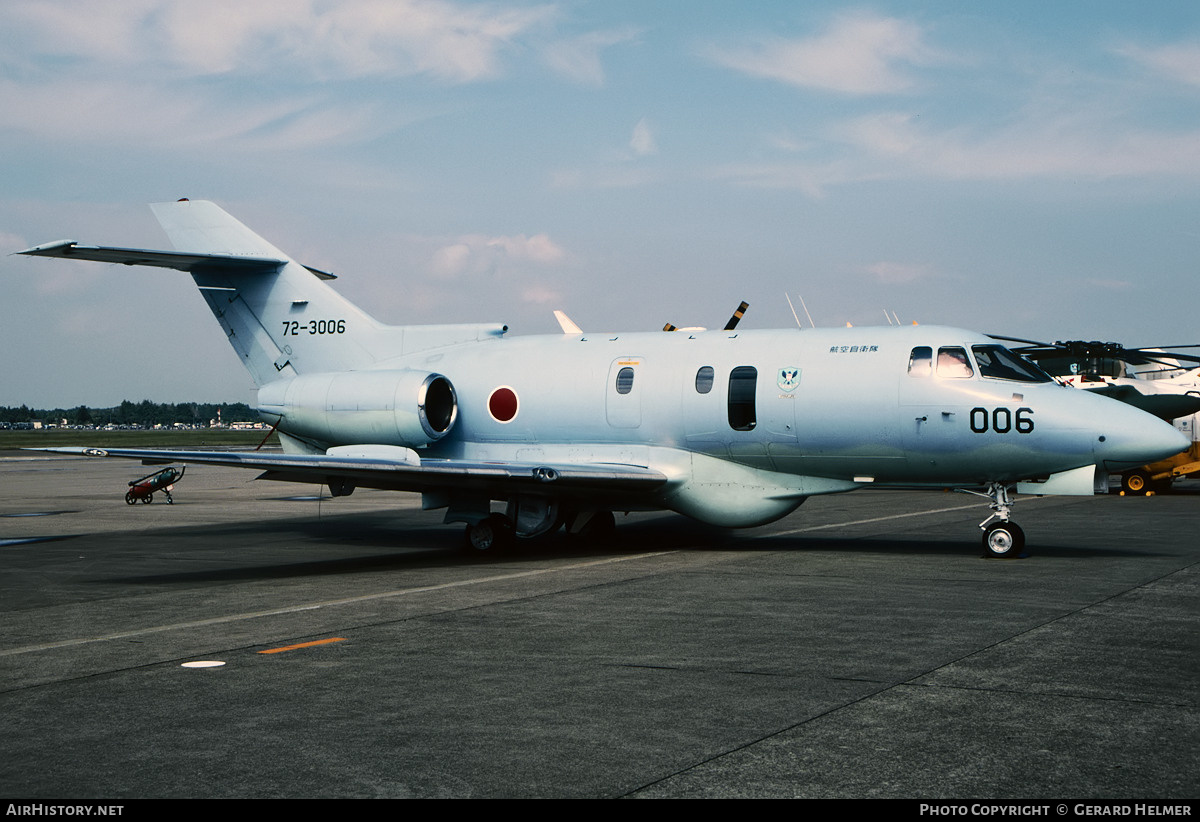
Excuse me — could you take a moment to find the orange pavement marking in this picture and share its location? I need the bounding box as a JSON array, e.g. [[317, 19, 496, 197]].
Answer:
[[258, 637, 347, 654]]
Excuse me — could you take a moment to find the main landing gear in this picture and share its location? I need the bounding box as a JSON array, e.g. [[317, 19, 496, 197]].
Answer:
[[464, 513, 515, 553], [462, 508, 616, 555], [964, 482, 1026, 559]]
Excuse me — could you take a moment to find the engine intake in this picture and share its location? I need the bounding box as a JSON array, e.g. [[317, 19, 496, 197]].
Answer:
[[256, 370, 458, 447]]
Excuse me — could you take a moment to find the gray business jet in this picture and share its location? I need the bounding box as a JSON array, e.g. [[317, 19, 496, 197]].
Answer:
[[20, 200, 1187, 557]]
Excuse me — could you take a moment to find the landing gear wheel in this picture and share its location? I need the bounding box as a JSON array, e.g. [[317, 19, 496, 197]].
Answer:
[[577, 510, 616, 543], [1122, 471, 1149, 494], [463, 514, 514, 555], [982, 521, 1024, 558], [125, 491, 136, 505]]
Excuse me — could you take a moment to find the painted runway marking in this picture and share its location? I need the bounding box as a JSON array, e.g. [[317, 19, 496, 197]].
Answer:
[[0, 551, 676, 657], [769, 502, 987, 538], [258, 637, 347, 654], [0, 498, 1060, 658]]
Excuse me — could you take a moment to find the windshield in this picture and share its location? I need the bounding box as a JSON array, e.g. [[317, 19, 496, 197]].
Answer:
[[971, 345, 1054, 383]]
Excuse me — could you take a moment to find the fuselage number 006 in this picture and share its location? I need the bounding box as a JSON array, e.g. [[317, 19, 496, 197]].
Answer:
[[970, 406, 1034, 434], [282, 319, 346, 336]]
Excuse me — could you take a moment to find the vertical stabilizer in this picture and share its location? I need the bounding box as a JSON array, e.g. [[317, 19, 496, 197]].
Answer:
[[21, 200, 511, 390], [150, 200, 383, 385]]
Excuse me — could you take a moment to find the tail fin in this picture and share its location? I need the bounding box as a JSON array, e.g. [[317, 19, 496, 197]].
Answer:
[[151, 200, 383, 385], [21, 200, 509, 387]]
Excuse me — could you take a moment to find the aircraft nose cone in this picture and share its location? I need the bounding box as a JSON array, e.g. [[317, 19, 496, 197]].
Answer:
[[1095, 414, 1189, 472]]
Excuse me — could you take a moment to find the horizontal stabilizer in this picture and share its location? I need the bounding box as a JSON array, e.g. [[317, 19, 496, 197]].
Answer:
[[18, 241, 335, 279]]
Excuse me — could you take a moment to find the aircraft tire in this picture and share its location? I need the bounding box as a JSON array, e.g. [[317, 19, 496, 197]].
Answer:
[[577, 510, 616, 543], [1122, 471, 1149, 494], [982, 521, 1024, 558], [463, 514, 514, 555]]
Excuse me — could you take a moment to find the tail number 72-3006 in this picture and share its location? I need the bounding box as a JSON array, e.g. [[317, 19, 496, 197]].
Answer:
[[283, 319, 346, 336]]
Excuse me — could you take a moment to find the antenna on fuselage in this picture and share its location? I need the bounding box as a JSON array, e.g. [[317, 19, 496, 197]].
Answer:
[[796, 293, 816, 328], [723, 301, 749, 331], [786, 294, 804, 329], [553, 310, 583, 334]]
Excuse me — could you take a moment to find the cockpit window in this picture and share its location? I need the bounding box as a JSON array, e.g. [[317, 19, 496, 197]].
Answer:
[[908, 347, 932, 377], [936, 347, 974, 379], [971, 345, 1053, 383], [695, 366, 714, 394]]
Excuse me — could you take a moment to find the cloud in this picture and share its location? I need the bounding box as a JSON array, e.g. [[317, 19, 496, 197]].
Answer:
[[543, 27, 640, 86], [716, 109, 1200, 195], [429, 232, 566, 278], [0, 0, 555, 153], [1118, 39, 1200, 87], [3, 0, 554, 83], [709, 11, 940, 95], [630, 118, 657, 156], [521, 283, 564, 306]]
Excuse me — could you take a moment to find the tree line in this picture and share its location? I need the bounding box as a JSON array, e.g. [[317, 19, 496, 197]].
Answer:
[[0, 400, 258, 427]]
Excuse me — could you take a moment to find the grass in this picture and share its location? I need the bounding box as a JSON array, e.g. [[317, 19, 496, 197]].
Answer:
[[1, 429, 279, 449]]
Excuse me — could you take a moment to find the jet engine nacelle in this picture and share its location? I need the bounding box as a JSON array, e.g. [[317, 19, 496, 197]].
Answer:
[[256, 369, 457, 447]]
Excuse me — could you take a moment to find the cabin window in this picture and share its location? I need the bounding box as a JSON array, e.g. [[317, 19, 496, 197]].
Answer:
[[936, 347, 973, 379], [908, 346, 932, 377], [695, 366, 714, 394], [728, 366, 757, 431], [971, 345, 1053, 383], [615, 366, 635, 395]]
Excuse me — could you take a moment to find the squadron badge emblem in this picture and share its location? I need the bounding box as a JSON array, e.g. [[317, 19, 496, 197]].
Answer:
[[777, 367, 801, 392]]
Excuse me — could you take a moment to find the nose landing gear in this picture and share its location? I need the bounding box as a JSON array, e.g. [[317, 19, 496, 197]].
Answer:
[[962, 482, 1027, 558]]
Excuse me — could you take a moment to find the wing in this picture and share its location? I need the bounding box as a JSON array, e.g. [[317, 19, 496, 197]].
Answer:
[[31, 446, 668, 502]]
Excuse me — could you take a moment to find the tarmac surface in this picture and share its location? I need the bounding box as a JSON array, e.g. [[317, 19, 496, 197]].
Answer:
[[0, 451, 1196, 799]]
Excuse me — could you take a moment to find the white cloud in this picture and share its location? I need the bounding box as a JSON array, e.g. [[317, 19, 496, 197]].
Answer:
[[717, 109, 1200, 195], [0, 0, 553, 152], [710, 12, 940, 95], [630, 118, 657, 156], [429, 233, 566, 278], [1118, 40, 1200, 87], [3, 0, 553, 83], [521, 283, 564, 305], [543, 27, 640, 86]]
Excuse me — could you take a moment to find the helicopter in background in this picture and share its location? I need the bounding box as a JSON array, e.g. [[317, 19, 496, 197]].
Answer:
[[992, 337, 1200, 493]]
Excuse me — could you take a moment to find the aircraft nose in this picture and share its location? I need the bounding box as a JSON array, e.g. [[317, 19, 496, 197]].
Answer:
[[1094, 412, 1189, 472]]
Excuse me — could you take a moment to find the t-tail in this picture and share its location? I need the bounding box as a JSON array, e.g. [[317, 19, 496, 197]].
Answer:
[[19, 200, 507, 387]]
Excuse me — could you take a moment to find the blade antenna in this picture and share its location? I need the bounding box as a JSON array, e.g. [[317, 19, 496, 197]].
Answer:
[[723, 301, 749, 331], [785, 293, 804, 329], [797, 293, 816, 328]]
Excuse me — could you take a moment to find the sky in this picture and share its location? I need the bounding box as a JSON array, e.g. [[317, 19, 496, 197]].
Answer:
[[2, 0, 1200, 408]]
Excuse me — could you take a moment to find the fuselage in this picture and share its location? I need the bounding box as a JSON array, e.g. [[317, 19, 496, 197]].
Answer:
[[256, 324, 1186, 526]]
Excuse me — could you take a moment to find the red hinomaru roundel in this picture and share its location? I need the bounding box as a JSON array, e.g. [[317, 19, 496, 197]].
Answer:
[[488, 386, 518, 423]]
